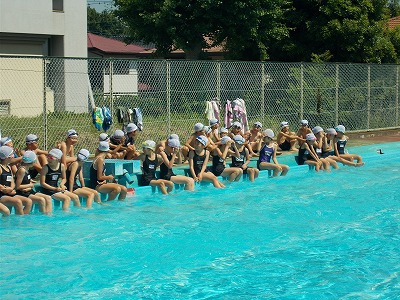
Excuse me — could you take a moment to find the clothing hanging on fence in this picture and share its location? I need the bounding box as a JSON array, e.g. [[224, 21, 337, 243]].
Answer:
[[116, 106, 132, 125], [232, 98, 249, 132], [225, 100, 233, 128], [102, 106, 113, 131], [132, 108, 143, 131], [210, 98, 221, 123], [205, 101, 215, 122], [92, 107, 104, 131]]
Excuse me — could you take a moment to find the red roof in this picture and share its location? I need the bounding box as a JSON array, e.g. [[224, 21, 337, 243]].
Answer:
[[388, 16, 400, 30], [88, 33, 146, 54]]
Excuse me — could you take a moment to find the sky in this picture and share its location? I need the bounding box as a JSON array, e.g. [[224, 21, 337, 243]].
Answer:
[[87, 0, 114, 12]]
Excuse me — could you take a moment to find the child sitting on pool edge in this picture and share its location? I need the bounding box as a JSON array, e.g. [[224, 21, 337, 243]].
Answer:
[[89, 141, 128, 201], [257, 129, 289, 177], [66, 148, 102, 208], [40, 148, 81, 210], [188, 135, 225, 188], [138, 140, 174, 195], [230, 135, 259, 182]]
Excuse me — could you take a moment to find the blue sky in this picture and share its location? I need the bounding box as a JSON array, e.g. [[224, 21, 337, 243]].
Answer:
[[87, 0, 114, 12]]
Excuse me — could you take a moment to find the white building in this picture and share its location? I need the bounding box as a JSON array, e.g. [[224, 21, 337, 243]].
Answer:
[[0, 0, 88, 116]]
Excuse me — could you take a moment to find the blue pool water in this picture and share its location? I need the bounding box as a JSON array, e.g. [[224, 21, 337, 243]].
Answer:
[[1, 142, 400, 299]]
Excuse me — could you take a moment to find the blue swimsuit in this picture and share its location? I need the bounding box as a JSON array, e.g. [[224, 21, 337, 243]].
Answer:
[[257, 144, 274, 169]]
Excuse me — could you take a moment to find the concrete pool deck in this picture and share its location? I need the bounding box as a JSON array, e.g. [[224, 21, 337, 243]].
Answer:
[[345, 128, 400, 146]]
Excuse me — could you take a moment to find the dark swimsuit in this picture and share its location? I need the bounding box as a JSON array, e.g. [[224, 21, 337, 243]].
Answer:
[[231, 149, 249, 174], [0, 165, 13, 198], [211, 154, 225, 176], [192, 150, 209, 176], [321, 140, 334, 158], [66, 165, 81, 191], [159, 152, 176, 181], [16, 167, 35, 197], [279, 140, 291, 151], [141, 155, 157, 186], [297, 147, 309, 165], [42, 164, 62, 195], [336, 140, 347, 155], [89, 158, 105, 189]]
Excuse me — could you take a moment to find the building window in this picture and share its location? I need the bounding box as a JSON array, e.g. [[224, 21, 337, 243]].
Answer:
[[0, 100, 10, 115], [52, 0, 63, 12]]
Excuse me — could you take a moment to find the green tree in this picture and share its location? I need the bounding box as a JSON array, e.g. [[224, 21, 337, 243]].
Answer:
[[113, 0, 289, 60], [270, 0, 398, 63], [387, 0, 400, 16], [214, 0, 290, 61], [87, 7, 128, 38]]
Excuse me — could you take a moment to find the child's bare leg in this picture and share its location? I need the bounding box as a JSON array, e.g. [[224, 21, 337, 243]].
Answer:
[[202, 173, 224, 188], [307, 161, 320, 172], [64, 191, 81, 207], [1, 197, 23, 215], [14, 195, 32, 214], [280, 164, 289, 176], [150, 180, 168, 195], [222, 168, 242, 182], [321, 158, 331, 171], [97, 184, 121, 201], [354, 154, 363, 164], [162, 180, 174, 193], [171, 175, 195, 191], [73, 188, 93, 208], [326, 158, 339, 169], [117, 185, 127, 200], [53, 194, 71, 210], [247, 169, 255, 182], [29, 195, 46, 213], [0, 202, 10, 217], [36, 193, 52, 213], [290, 139, 297, 151], [82, 187, 101, 203]]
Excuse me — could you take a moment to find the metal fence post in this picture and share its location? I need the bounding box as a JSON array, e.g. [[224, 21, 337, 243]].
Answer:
[[335, 63, 339, 126], [216, 61, 221, 101], [261, 63, 265, 124], [396, 65, 399, 126], [367, 65, 371, 130], [42, 58, 48, 149], [109, 58, 114, 116], [300, 63, 304, 120], [166, 60, 171, 133]]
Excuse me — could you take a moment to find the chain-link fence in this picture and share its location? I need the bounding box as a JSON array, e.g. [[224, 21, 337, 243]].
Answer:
[[0, 55, 399, 153]]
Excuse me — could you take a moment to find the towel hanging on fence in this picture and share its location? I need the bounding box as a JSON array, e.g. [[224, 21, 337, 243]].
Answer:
[[116, 106, 132, 125], [210, 98, 221, 123], [224, 100, 233, 128], [232, 98, 249, 132], [205, 101, 215, 122], [102, 106, 113, 131], [92, 107, 104, 131], [132, 108, 143, 131]]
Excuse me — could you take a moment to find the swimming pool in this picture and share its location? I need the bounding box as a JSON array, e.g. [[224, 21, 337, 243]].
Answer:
[[1, 142, 399, 299]]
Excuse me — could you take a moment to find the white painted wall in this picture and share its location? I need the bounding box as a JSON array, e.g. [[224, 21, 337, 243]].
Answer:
[[0, 0, 88, 115]]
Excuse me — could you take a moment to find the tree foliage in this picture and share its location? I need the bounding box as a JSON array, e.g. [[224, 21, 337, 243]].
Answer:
[[113, 0, 289, 60], [105, 1, 399, 63], [387, 0, 400, 16], [269, 0, 399, 63], [87, 7, 128, 38]]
